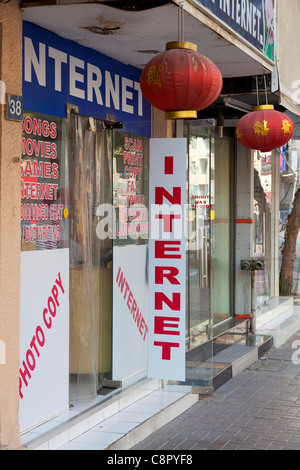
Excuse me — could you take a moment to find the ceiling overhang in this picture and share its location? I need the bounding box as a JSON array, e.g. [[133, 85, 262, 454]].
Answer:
[[21, 1, 273, 78]]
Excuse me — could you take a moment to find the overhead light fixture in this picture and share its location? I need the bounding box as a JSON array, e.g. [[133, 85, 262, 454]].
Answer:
[[137, 50, 161, 54], [223, 97, 252, 113], [84, 26, 120, 35]]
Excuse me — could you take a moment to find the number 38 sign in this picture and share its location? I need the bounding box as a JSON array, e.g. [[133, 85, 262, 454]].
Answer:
[[6, 93, 23, 121]]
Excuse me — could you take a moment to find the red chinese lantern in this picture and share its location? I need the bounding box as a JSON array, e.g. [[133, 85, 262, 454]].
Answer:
[[140, 41, 223, 119], [236, 105, 294, 152]]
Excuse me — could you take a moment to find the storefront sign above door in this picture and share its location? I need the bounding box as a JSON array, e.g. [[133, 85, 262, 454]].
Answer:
[[22, 22, 151, 133], [193, 0, 275, 61]]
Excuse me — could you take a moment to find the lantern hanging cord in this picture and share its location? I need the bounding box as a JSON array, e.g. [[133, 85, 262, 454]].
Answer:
[[264, 75, 268, 105], [178, 1, 185, 42], [256, 76, 260, 106]]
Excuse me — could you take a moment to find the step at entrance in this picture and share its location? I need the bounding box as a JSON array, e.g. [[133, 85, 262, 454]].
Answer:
[[184, 319, 273, 392]]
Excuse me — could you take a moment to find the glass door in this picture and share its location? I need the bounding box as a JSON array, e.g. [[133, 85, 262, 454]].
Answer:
[[184, 122, 233, 350], [68, 113, 113, 400], [185, 125, 212, 348], [211, 134, 233, 325]]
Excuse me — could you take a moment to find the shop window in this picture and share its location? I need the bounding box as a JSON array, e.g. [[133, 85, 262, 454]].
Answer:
[[112, 129, 149, 246], [21, 112, 68, 252], [111, 124, 150, 385], [19, 111, 70, 428]]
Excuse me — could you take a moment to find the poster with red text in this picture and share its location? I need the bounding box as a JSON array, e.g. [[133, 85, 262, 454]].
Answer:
[[148, 138, 187, 381], [113, 245, 148, 385], [19, 248, 69, 433], [21, 112, 69, 251]]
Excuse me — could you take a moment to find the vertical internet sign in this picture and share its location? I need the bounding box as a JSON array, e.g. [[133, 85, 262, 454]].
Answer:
[[148, 138, 187, 381]]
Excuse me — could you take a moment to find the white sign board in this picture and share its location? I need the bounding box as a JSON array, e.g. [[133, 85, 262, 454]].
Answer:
[[148, 138, 187, 381], [113, 245, 149, 384], [19, 248, 69, 432]]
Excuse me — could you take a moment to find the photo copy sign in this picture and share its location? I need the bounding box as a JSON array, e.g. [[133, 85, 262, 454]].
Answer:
[[19, 248, 69, 433], [148, 138, 187, 381]]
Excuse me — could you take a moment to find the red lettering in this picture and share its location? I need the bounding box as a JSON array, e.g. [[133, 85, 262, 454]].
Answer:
[[124, 281, 130, 300], [33, 160, 43, 177], [43, 307, 52, 329], [118, 270, 126, 293], [42, 120, 50, 138], [155, 187, 181, 205], [143, 324, 148, 341], [131, 299, 137, 318], [44, 161, 51, 178], [51, 143, 57, 160], [24, 116, 33, 134], [139, 317, 145, 336], [154, 316, 180, 335], [36, 325, 45, 347], [19, 273, 65, 399], [155, 266, 180, 285], [44, 141, 51, 158], [30, 336, 40, 358], [52, 285, 59, 307], [115, 266, 148, 340], [19, 361, 31, 399], [155, 292, 181, 311], [135, 308, 141, 328], [164, 156, 173, 174], [25, 138, 34, 156], [51, 163, 59, 180], [50, 121, 57, 139], [48, 296, 56, 317], [155, 240, 181, 259], [127, 290, 133, 310], [33, 117, 41, 136], [19, 360, 31, 387], [26, 349, 35, 371], [19, 378, 23, 399], [150, 146, 187, 372], [154, 341, 180, 360], [56, 272, 64, 294]]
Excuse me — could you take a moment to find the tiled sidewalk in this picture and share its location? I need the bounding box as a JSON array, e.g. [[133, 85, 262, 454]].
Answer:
[[132, 330, 300, 450], [21, 379, 197, 450], [56, 387, 197, 450]]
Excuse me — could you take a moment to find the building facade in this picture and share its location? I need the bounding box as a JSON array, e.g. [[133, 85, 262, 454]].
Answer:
[[0, 0, 300, 449]]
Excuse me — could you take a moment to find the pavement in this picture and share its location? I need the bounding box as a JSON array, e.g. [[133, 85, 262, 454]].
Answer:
[[132, 330, 300, 451]]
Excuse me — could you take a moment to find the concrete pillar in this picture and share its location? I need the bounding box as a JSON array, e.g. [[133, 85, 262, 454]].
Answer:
[[0, 0, 23, 449], [235, 142, 253, 316], [152, 107, 174, 138]]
